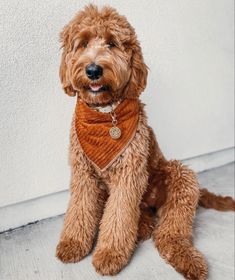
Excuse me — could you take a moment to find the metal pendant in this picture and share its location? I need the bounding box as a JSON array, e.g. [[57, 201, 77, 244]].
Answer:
[[109, 126, 122, 140]]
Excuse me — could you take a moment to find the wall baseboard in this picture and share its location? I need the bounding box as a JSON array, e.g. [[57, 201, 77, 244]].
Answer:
[[0, 191, 69, 233], [0, 147, 234, 233], [182, 147, 234, 173]]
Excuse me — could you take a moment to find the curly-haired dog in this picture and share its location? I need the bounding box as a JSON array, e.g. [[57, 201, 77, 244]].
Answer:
[[56, 5, 235, 279]]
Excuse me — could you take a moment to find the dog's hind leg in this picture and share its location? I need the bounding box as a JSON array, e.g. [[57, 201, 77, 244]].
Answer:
[[137, 129, 168, 242], [137, 206, 156, 241], [152, 160, 208, 280], [137, 167, 168, 241]]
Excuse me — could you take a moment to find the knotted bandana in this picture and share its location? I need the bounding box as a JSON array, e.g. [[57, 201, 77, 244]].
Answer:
[[75, 98, 140, 171]]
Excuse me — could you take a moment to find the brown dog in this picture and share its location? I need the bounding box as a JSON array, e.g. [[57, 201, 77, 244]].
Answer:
[[56, 5, 235, 279]]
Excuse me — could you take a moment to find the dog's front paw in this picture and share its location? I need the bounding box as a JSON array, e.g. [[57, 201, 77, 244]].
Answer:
[[92, 248, 129, 275], [56, 239, 88, 263]]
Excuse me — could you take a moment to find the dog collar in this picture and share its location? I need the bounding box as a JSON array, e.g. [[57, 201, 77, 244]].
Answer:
[[90, 102, 120, 113], [75, 98, 140, 171], [89, 101, 122, 139]]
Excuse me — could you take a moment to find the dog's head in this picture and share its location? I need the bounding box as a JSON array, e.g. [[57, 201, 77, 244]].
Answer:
[[59, 5, 148, 105]]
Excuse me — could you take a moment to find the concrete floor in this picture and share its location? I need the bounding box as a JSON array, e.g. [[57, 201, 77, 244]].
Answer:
[[0, 163, 234, 280]]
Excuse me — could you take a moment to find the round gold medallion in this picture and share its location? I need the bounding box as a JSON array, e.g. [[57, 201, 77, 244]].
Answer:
[[109, 126, 122, 140]]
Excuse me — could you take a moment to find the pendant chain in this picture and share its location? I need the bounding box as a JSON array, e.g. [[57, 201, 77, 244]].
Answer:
[[109, 107, 122, 140], [110, 109, 118, 126]]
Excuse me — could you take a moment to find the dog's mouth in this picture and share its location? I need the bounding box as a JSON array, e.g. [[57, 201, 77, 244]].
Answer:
[[87, 84, 110, 94]]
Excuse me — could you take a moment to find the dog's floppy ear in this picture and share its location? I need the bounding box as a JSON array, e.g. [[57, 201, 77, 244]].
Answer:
[[59, 5, 98, 97], [125, 43, 148, 98], [59, 25, 77, 97]]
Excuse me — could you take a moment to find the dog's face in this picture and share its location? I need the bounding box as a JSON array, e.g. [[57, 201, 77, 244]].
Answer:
[[60, 5, 148, 105]]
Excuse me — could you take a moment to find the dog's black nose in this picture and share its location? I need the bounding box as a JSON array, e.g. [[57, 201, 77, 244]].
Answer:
[[86, 63, 103, 80]]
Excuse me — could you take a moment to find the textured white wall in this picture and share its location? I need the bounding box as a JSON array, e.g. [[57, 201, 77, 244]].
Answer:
[[0, 0, 234, 208]]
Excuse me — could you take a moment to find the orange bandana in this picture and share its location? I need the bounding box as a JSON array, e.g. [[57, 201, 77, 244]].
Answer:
[[75, 98, 140, 171]]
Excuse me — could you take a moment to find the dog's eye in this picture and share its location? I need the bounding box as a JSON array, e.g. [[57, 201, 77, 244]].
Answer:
[[107, 42, 116, 49], [81, 41, 88, 48]]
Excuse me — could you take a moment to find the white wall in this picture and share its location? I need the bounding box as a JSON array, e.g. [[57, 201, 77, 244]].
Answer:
[[0, 0, 234, 209]]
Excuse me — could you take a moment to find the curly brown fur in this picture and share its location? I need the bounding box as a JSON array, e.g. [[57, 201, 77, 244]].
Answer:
[[59, 4, 147, 103], [56, 4, 235, 279], [152, 160, 208, 280]]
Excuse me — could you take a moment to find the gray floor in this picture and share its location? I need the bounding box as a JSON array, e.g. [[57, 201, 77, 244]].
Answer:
[[0, 163, 234, 280]]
